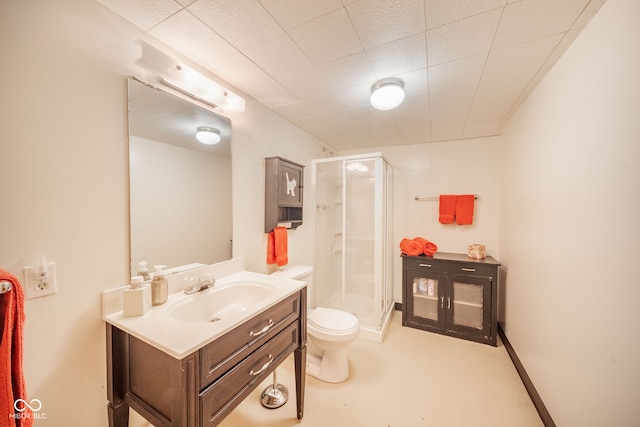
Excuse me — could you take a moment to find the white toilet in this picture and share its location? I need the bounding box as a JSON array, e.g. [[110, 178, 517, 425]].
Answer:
[[271, 265, 359, 383]]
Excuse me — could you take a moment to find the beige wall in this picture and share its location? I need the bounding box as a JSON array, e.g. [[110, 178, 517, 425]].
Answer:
[[500, 0, 640, 425]]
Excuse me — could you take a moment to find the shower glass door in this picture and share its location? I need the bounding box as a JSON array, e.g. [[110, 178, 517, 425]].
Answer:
[[313, 154, 393, 337], [344, 158, 377, 326]]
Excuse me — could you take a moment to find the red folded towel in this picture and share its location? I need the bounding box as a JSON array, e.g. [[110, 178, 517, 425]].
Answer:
[[455, 194, 475, 225], [267, 227, 288, 266], [0, 269, 33, 427], [413, 237, 438, 257], [400, 238, 422, 256], [439, 195, 456, 224]]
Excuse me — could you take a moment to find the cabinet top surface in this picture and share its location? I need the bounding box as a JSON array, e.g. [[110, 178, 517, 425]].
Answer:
[[402, 252, 500, 266]]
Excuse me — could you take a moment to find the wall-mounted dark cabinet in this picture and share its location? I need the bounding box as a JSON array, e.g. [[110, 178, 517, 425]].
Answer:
[[265, 157, 304, 232], [402, 253, 500, 346]]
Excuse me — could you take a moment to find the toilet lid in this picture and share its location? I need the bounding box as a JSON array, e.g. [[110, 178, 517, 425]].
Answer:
[[308, 307, 359, 332]]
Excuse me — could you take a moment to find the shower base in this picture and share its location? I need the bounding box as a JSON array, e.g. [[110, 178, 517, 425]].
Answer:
[[320, 292, 395, 343]]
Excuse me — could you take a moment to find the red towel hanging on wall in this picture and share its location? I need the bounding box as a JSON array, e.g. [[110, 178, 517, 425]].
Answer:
[[0, 269, 33, 427], [438, 195, 456, 224], [267, 227, 289, 266], [455, 194, 475, 225]]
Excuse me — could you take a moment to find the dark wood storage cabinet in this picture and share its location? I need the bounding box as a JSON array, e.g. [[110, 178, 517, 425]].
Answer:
[[402, 253, 500, 346], [265, 157, 304, 232], [106, 289, 307, 427]]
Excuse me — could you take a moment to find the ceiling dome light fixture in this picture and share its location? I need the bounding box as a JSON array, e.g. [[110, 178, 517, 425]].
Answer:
[[195, 126, 221, 145], [370, 78, 405, 110]]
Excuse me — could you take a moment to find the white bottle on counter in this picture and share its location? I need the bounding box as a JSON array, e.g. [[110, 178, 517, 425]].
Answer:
[[123, 276, 151, 317]]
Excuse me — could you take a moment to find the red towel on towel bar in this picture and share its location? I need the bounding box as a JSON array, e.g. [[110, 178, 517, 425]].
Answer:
[[0, 269, 33, 427], [438, 195, 456, 224], [399, 238, 422, 256], [455, 194, 475, 225], [267, 227, 289, 266]]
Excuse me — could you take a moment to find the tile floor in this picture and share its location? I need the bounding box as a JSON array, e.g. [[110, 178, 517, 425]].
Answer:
[[218, 312, 544, 427]]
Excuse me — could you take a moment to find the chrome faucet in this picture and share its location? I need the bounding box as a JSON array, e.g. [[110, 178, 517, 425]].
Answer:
[[184, 274, 216, 294]]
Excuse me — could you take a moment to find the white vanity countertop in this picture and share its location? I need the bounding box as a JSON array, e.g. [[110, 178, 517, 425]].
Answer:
[[102, 270, 305, 359]]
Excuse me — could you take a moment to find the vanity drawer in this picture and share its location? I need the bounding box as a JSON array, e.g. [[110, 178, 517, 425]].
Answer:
[[199, 291, 300, 387], [200, 321, 299, 426], [404, 257, 495, 278]]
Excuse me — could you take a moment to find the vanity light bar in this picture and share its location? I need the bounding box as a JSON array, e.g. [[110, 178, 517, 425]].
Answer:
[[134, 40, 245, 113]]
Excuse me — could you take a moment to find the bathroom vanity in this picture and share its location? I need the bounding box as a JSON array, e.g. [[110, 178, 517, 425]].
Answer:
[[103, 266, 307, 427], [402, 253, 500, 346]]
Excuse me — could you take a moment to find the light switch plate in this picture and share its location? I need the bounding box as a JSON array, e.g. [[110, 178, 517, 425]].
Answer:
[[23, 262, 58, 299]]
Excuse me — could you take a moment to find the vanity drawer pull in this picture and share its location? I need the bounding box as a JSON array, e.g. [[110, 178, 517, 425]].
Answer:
[[249, 319, 274, 337], [419, 263, 432, 268], [461, 267, 476, 272], [249, 354, 273, 376]]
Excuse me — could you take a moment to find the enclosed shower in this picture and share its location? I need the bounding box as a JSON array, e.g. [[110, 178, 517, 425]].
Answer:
[[312, 153, 393, 342]]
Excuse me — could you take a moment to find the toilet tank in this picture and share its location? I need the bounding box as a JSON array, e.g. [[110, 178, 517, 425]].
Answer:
[[270, 265, 314, 308]]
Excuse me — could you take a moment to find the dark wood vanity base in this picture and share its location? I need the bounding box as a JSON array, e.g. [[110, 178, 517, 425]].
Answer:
[[106, 288, 307, 427]]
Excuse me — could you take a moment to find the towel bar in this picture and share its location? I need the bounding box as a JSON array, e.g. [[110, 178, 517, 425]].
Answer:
[[414, 194, 479, 201], [0, 280, 12, 294]]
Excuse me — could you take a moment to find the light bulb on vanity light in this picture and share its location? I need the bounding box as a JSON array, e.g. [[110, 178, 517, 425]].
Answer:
[[196, 127, 221, 145]]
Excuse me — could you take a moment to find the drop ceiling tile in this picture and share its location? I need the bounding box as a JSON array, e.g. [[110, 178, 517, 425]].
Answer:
[[288, 8, 363, 65], [430, 100, 470, 140], [188, 0, 283, 50], [428, 53, 486, 106], [317, 52, 376, 91], [149, 10, 238, 65], [277, 67, 334, 100], [462, 121, 500, 139], [206, 52, 295, 108], [475, 33, 562, 99], [346, 0, 426, 49], [492, 0, 589, 49], [426, 8, 502, 66], [274, 94, 346, 121], [425, 0, 506, 30], [397, 68, 429, 95], [394, 107, 432, 143], [258, 0, 344, 29], [334, 83, 371, 109], [97, 0, 183, 30], [362, 115, 402, 142], [571, 0, 606, 30], [243, 33, 315, 80], [366, 33, 427, 80]]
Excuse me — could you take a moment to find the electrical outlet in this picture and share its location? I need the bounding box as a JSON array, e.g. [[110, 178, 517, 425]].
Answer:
[[23, 262, 58, 299]]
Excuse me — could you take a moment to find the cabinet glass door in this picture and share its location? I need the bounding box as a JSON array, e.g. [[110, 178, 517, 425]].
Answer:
[[447, 275, 492, 337], [406, 270, 445, 328]]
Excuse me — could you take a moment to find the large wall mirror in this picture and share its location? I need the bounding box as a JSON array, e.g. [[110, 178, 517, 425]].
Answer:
[[128, 78, 232, 277]]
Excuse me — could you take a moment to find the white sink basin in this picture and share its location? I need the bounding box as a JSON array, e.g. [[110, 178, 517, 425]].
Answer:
[[168, 282, 276, 323]]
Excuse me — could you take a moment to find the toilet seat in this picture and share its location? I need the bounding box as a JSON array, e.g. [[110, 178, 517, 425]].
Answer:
[[308, 307, 359, 339]]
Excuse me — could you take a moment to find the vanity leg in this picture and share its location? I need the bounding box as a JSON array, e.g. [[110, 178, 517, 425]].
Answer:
[[294, 346, 306, 420], [108, 401, 129, 427], [107, 324, 129, 427]]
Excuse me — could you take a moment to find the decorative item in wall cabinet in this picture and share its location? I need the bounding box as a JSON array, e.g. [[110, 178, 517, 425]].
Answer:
[[265, 157, 304, 232]]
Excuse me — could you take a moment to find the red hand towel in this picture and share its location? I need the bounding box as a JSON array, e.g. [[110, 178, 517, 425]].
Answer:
[[267, 227, 288, 266], [414, 237, 438, 257], [400, 238, 423, 256], [0, 269, 33, 427], [455, 195, 475, 225], [439, 195, 456, 224]]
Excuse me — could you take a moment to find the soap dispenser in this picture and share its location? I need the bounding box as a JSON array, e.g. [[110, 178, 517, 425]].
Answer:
[[151, 265, 168, 306], [123, 276, 151, 317], [137, 261, 150, 281]]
